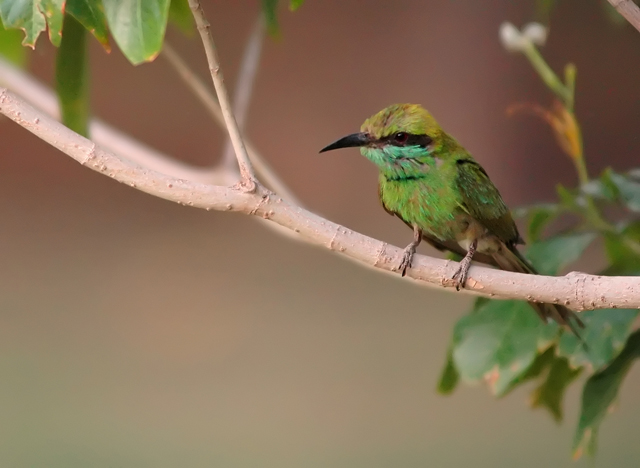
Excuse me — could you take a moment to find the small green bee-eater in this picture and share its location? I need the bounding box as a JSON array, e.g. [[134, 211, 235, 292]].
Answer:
[[320, 103, 583, 335]]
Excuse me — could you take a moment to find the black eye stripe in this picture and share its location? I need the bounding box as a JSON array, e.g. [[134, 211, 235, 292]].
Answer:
[[381, 133, 432, 148]]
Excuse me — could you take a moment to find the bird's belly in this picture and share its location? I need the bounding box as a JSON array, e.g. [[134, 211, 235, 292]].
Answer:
[[456, 218, 502, 253], [458, 236, 500, 253]]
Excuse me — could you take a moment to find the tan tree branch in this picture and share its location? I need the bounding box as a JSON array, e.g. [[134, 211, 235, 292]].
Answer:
[[608, 0, 640, 33], [188, 0, 256, 185], [221, 16, 265, 172], [161, 44, 299, 204], [1, 87, 639, 311]]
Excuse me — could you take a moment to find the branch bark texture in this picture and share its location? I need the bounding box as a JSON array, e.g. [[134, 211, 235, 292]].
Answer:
[[188, 0, 256, 184], [1, 87, 638, 312], [608, 0, 640, 33]]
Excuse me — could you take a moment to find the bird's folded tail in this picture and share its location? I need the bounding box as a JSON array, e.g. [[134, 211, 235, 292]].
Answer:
[[491, 245, 586, 340]]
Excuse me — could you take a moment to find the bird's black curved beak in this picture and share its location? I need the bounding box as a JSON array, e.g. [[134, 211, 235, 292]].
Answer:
[[319, 132, 371, 153]]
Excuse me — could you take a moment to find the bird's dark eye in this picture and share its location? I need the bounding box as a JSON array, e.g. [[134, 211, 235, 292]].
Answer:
[[394, 132, 408, 144]]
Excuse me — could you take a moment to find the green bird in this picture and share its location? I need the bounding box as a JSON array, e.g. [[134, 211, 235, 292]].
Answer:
[[320, 103, 583, 335]]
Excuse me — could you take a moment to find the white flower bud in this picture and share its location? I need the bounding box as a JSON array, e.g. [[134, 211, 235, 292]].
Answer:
[[499, 22, 526, 52], [522, 22, 548, 46]]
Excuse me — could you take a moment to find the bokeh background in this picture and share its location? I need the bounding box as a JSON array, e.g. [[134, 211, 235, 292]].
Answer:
[[1, 0, 640, 466]]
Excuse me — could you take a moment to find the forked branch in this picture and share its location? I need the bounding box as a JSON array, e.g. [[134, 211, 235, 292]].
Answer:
[[1, 88, 639, 311]]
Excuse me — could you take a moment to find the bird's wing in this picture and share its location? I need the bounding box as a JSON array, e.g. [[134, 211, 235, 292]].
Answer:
[[454, 158, 521, 245]]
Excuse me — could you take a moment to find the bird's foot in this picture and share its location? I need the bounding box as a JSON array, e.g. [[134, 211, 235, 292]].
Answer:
[[450, 264, 469, 291], [395, 244, 416, 277], [450, 238, 477, 291]]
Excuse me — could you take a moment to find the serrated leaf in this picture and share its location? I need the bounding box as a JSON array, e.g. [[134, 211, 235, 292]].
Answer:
[[526, 232, 596, 275], [103, 0, 170, 65], [0, 15, 27, 65], [437, 348, 459, 395], [0, 0, 63, 48], [530, 355, 581, 422], [289, 0, 304, 11], [67, 0, 110, 51], [40, 0, 63, 46], [262, 0, 279, 37], [451, 300, 549, 396], [558, 309, 639, 372], [168, 0, 192, 34], [573, 330, 640, 459], [55, 14, 89, 136]]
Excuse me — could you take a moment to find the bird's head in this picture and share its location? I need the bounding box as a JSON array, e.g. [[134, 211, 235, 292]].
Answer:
[[319, 104, 444, 167]]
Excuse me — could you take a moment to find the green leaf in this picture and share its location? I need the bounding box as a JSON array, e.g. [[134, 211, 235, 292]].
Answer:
[[526, 232, 596, 275], [66, 0, 110, 51], [603, 222, 640, 275], [0, 0, 63, 47], [558, 309, 639, 372], [451, 300, 549, 396], [527, 204, 560, 242], [289, 0, 304, 11], [55, 14, 89, 136], [556, 183, 578, 209], [0, 15, 27, 65], [168, 0, 192, 34], [103, 0, 170, 65], [40, 0, 63, 46], [501, 346, 556, 395], [262, 0, 279, 37], [437, 348, 459, 395], [581, 172, 617, 202], [573, 330, 640, 459], [530, 355, 581, 422], [606, 170, 640, 212]]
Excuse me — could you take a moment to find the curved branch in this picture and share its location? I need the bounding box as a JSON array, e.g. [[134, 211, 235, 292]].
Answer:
[[160, 45, 300, 204], [1, 87, 639, 311], [0, 57, 230, 184], [608, 0, 640, 33]]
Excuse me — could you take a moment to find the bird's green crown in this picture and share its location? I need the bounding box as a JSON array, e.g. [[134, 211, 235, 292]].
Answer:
[[361, 103, 442, 140]]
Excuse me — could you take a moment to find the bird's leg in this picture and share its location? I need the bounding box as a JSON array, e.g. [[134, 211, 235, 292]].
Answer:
[[396, 224, 422, 277], [451, 238, 478, 290]]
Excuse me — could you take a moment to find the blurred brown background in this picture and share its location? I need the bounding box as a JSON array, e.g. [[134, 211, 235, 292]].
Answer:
[[1, 0, 640, 466]]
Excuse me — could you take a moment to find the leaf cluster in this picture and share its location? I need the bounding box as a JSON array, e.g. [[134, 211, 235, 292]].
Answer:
[[440, 30, 640, 458], [0, 0, 303, 135]]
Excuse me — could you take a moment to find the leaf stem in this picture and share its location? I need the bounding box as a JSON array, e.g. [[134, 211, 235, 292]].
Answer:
[[522, 42, 572, 107]]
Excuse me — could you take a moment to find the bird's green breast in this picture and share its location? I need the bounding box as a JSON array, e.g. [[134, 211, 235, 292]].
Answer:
[[377, 158, 465, 241]]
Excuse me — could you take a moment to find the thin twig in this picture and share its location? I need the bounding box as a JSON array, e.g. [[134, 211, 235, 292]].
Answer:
[[161, 44, 301, 204], [222, 16, 265, 172], [2, 87, 639, 310], [608, 0, 640, 33], [188, 0, 256, 186]]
